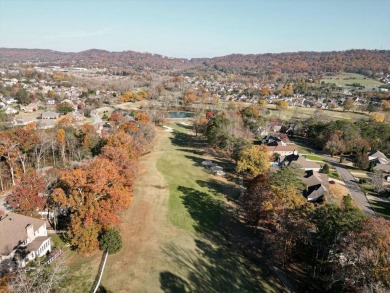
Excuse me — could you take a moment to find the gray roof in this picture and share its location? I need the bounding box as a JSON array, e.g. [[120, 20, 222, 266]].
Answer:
[[41, 111, 60, 119], [368, 150, 387, 160], [0, 213, 46, 255], [27, 236, 50, 252]]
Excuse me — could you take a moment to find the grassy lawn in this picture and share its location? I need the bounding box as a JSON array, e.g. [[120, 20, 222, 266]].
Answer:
[[367, 196, 390, 220], [266, 104, 368, 121], [303, 154, 324, 162], [157, 122, 236, 233], [155, 121, 286, 292], [321, 72, 384, 87], [50, 234, 101, 292]]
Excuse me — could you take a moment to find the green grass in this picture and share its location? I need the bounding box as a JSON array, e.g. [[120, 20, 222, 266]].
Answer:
[[369, 200, 390, 220], [328, 171, 341, 180], [50, 234, 101, 292], [265, 104, 368, 121], [303, 154, 324, 162], [321, 72, 384, 87], [157, 123, 225, 233]]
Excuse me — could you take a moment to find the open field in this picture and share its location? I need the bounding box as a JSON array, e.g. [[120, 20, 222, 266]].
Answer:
[[99, 121, 285, 292], [321, 72, 384, 87], [266, 104, 368, 121]]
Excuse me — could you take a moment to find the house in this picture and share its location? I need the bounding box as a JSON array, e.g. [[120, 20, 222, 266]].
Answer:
[[1, 96, 18, 105], [368, 150, 388, 163], [266, 142, 298, 156], [70, 111, 85, 122], [281, 154, 321, 172], [0, 213, 51, 268], [4, 106, 18, 115], [303, 170, 329, 202], [41, 111, 60, 119]]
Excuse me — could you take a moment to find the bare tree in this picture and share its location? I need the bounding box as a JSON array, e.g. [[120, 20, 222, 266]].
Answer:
[[8, 258, 67, 293], [371, 170, 386, 193]]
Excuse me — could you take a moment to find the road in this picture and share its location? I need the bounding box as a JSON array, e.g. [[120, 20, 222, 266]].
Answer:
[[324, 156, 376, 217]]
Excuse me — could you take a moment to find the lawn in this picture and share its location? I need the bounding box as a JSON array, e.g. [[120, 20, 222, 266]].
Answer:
[[303, 154, 324, 162], [100, 122, 285, 292], [367, 196, 390, 220], [321, 72, 384, 87], [50, 234, 101, 292], [266, 104, 368, 121]]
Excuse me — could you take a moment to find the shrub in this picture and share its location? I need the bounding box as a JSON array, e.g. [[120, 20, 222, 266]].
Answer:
[[99, 228, 123, 254]]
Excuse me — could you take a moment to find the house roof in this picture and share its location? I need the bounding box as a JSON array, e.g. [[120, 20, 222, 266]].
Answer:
[[41, 111, 60, 118], [368, 150, 387, 160], [283, 154, 321, 169], [26, 236, 50, 252], [0, 213, 46, 256], [266, 142, 297, 153], [307, 185, 327, 201]]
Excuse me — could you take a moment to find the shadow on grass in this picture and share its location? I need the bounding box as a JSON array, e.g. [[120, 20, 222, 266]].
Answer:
[[369, 199, 390, 219], [196, 179, 241, 200], [169, 131, 207, 149], [159, 186, 285, 292], [160, 271, 192, 293]]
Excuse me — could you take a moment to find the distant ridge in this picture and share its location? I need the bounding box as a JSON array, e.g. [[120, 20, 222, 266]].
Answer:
[[1, 48, 389, 74]]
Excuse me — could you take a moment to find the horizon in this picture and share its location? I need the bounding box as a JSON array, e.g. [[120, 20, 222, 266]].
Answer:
[[0, 0, 389, 58], [1, 47, 388, 60]]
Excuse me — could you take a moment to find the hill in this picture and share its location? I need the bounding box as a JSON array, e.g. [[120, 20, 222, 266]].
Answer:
[[1, 48, 389, 75]]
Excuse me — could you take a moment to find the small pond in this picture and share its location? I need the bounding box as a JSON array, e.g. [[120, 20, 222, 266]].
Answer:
[[167, 111, 195, 118]]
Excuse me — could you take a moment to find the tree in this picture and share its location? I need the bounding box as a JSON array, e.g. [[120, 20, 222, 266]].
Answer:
[[258, 99, 266, 109], [280, 83, 294, 97], [7, 172, 47, 215], [382, 100, 390, 111], [354, 151, 370, 170], [7, 258, 66, 293], [371, 112, 385, 123], [183, 90, 196, 105], [52, 158, 132, 254], [276, 100, 288, 111], [193, 116, 208, 137], [56, 102, 73, 115], [56, 129, 66, 165], [99, 228, 123, 254], [343, 98, 355, 112], [371, 170, 385, 193], [237, 145, 270, 178], [321, 163, 330, 174]]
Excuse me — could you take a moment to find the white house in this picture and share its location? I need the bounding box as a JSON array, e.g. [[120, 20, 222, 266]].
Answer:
[[0, 213, 51, 268]]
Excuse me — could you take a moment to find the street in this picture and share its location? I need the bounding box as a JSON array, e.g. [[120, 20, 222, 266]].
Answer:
[[324, 156, 376, 217]]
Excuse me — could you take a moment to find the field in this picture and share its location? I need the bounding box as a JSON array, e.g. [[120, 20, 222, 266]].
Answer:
[[321, 72, 384, 87], [266, 104, 368, 121], [98, 121, 286, 292]]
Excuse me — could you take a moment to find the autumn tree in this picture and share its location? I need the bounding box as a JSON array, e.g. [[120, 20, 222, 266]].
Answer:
[[276, 100, 288, 111], [371, 112, 385, 123], [343, 98, 355, 112], [56, 129, 66, 165], [236, 145, 270, 178], [52, 158, 133, 254], [193, 116, 208, 137], [183, 90, 196, 105], [280, 83, 294, 97], [7, 171, 47, 216]]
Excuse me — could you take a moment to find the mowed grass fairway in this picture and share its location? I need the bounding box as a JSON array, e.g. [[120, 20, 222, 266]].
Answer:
[[321, 72, 384, 87], [101, 120, 286, 292]]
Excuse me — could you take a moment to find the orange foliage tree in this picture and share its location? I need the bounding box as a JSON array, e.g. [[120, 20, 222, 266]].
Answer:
[[7, 171, 47, 216], [52, 158, 133, 254]]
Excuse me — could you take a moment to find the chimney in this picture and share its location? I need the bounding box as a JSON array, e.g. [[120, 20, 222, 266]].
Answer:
[[26, 224, 34, 242]]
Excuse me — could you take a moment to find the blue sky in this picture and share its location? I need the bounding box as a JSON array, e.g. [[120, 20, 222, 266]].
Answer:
[[0, 0, 389, 58]]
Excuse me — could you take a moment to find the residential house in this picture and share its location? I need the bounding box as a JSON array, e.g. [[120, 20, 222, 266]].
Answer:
[[4, 106, 18, 115], [368, 150, 390, 173], [266, 142, 298, 157], [1, 96, 18, 105], [41, 111, 60, 119], [281, 154, 321, 172], [0, 213, 51, 268], [303, 170, 329, 202]]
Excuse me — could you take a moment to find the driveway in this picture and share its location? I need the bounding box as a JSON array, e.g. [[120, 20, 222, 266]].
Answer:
[[324, 156, 376, 217]]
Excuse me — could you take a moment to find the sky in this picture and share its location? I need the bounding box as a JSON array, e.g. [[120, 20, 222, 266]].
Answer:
[[0, 0, 389, 58]]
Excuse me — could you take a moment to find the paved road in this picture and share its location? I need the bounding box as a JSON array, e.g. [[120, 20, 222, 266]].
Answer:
[[324, 156, 376, 217]]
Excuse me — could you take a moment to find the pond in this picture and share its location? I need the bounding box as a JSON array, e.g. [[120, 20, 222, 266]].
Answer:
[[167, 111, 195, 118]]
